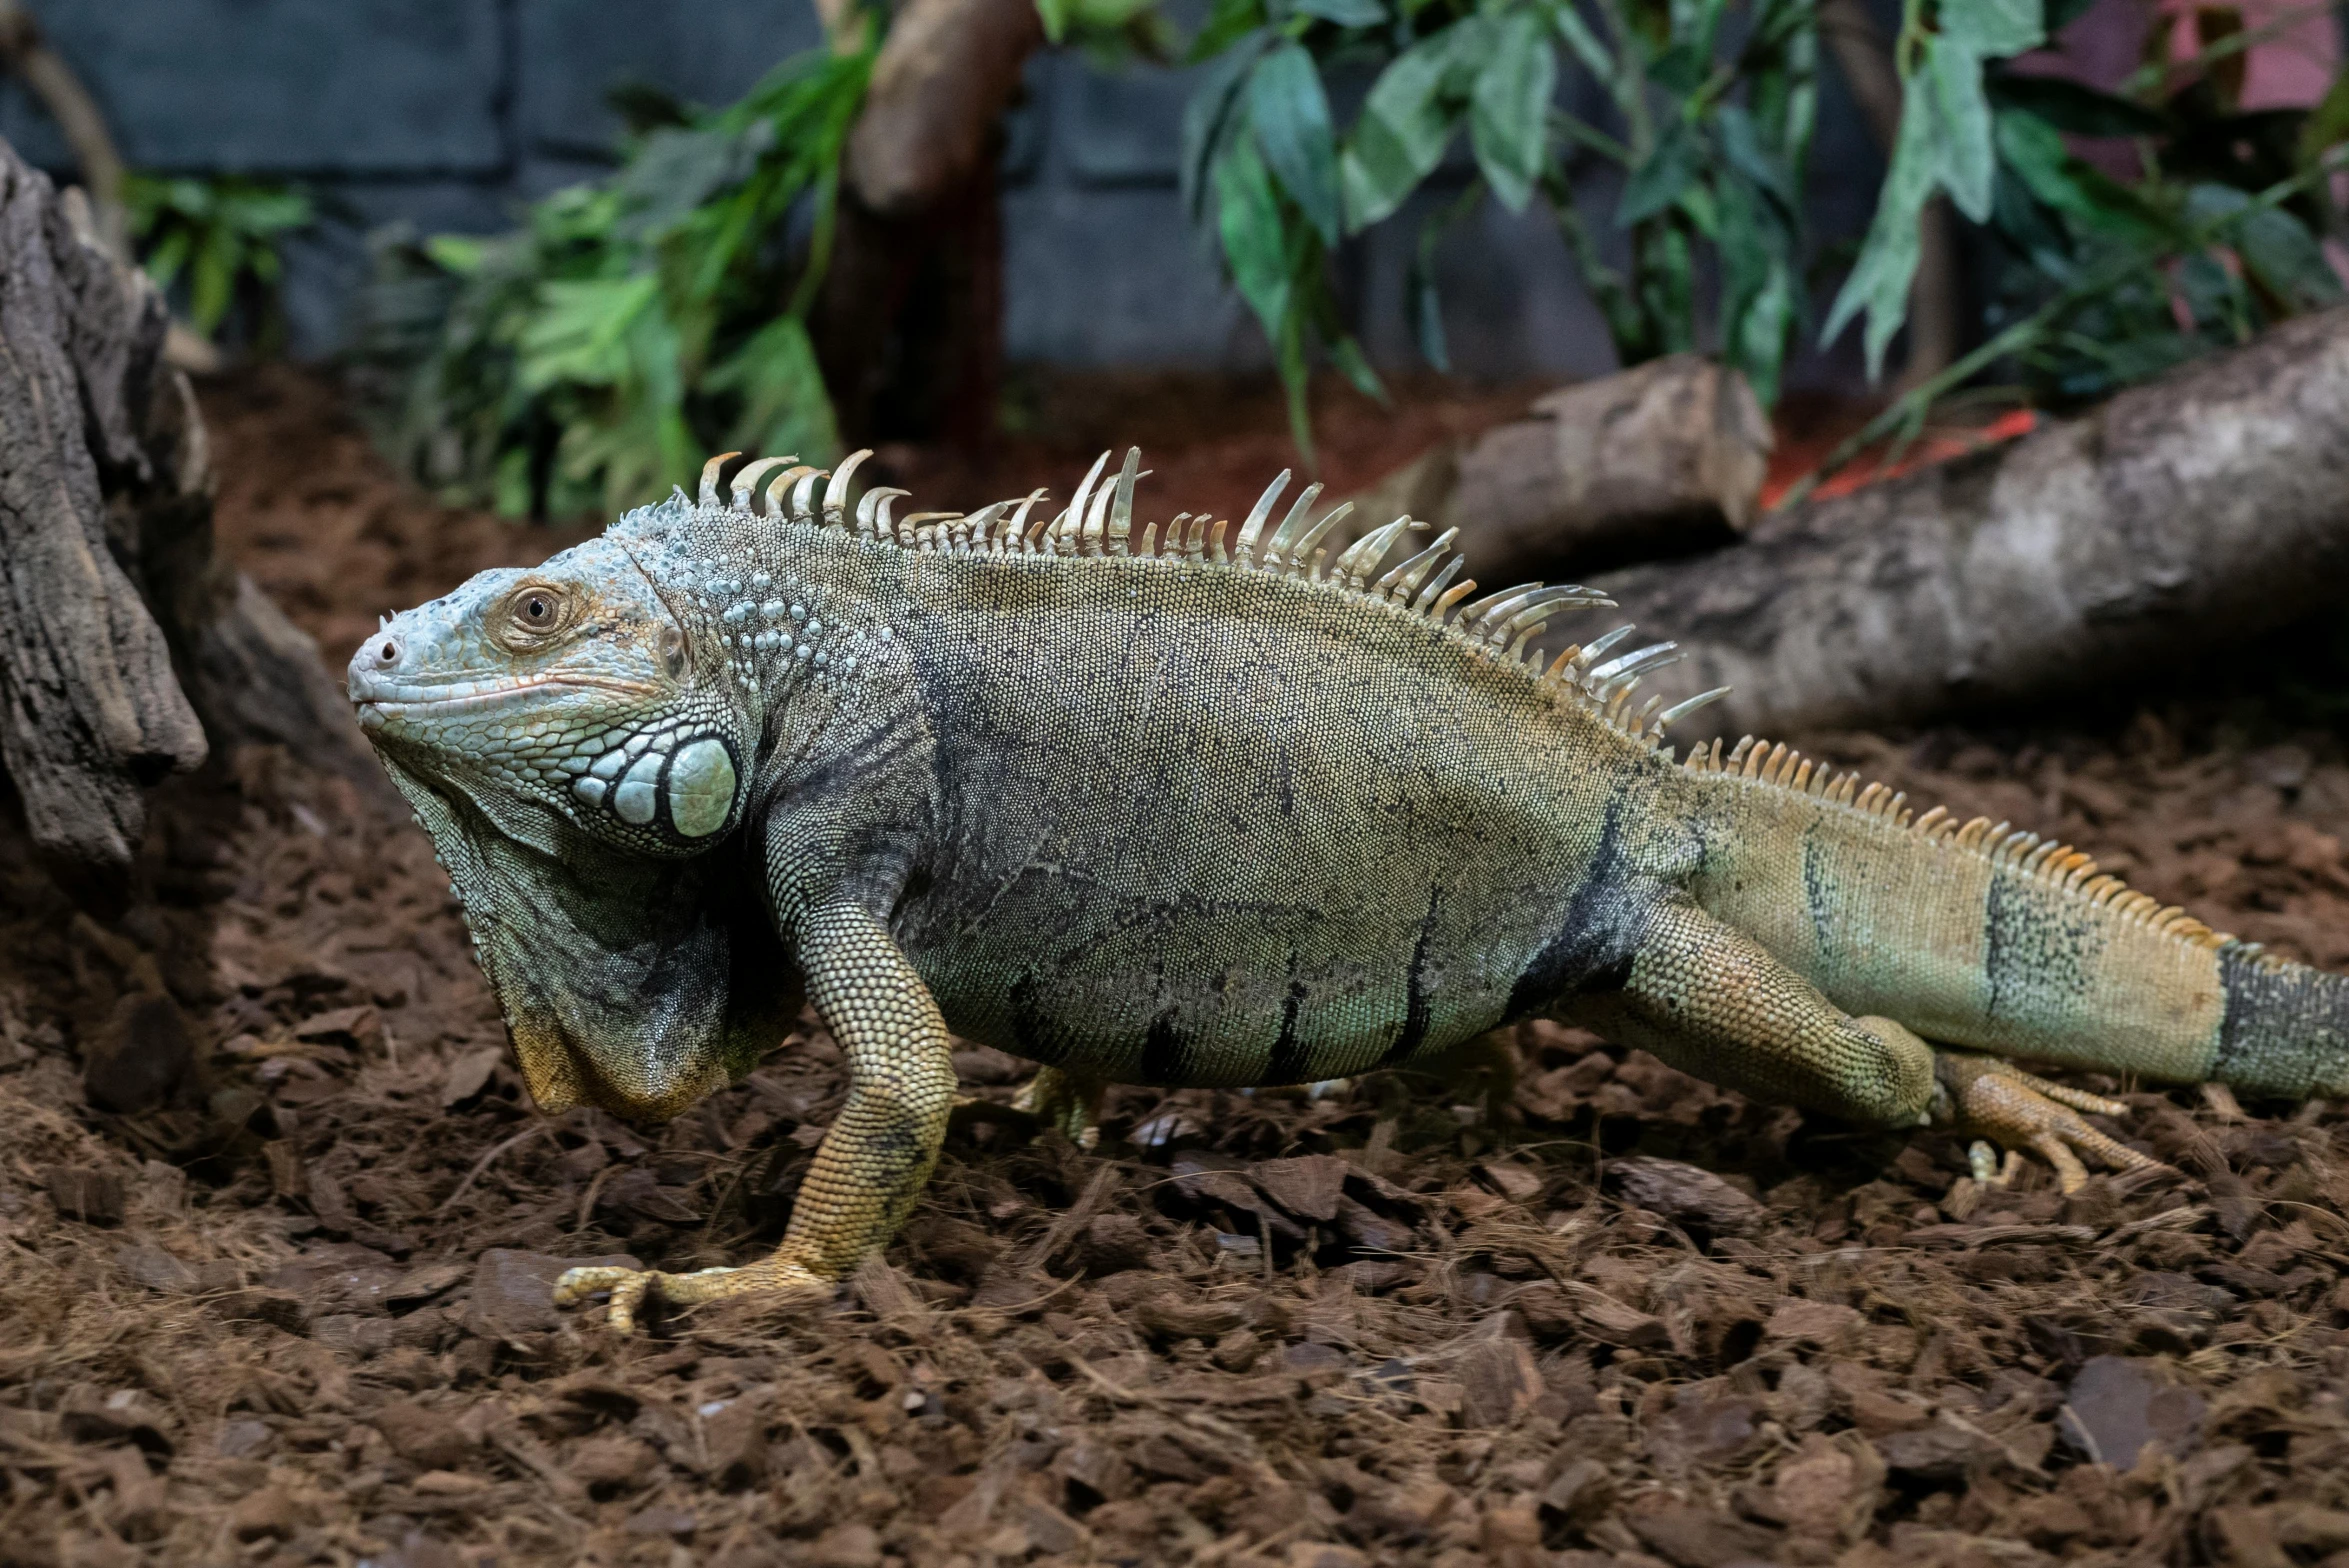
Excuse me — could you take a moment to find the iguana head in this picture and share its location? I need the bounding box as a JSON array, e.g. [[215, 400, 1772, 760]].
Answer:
[[349, 533, 796, 1120]]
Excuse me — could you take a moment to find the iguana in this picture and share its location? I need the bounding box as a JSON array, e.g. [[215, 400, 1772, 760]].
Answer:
[[349, 447, 2347, 1333]]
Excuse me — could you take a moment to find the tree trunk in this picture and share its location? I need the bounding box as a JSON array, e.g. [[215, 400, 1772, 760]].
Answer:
[[1589, 307, 2349, 742], [0, 139, 366, 907], [815, 0, 1039, 449], [1342, 355, 1773, 579]]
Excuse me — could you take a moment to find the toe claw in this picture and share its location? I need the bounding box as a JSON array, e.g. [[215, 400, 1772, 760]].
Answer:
[[1935, 1051, 2172, 1195], [551, 1256, 828, 1334]]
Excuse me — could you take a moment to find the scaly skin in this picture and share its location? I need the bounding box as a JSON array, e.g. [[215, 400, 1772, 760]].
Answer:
[[350, 447, 2349, 1332]]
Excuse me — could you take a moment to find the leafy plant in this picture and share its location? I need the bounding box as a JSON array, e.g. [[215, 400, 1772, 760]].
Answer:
[[1795, 0, 2349, 496], [1175, 0, 1833, 456], [123, 172, 313, 344], [375, 46, 869, 520]]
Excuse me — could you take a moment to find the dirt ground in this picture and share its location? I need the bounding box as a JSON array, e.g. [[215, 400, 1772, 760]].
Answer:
[[5, 369, 2349, 1568]]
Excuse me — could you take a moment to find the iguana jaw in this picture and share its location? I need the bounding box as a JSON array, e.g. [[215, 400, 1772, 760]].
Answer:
[[352, 671, 662, 732], [381, 756, 792, 1120], [355, 536, 787, 1119]]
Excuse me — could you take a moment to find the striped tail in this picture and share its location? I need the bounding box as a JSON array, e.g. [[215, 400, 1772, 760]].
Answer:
[[1681, 736, 2349, 1099]]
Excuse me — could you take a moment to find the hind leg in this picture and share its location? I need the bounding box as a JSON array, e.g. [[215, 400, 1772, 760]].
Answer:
[[1560, 900, 1938, 1125], [1558, 900, 2150, 1190]]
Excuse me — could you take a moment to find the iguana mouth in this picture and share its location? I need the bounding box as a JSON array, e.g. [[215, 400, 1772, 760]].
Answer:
[[349, 672, 658, 728]]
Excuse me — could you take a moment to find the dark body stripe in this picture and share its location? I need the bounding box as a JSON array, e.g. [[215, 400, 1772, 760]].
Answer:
[[1505, 793, 1649, 1019]]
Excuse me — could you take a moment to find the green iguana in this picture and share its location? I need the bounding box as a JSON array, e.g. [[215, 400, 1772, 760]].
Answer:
[[350, 447, 2344, 1333]]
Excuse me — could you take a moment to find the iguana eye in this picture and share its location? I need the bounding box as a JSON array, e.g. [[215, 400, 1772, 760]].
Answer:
[[505, 585, 569, 636]]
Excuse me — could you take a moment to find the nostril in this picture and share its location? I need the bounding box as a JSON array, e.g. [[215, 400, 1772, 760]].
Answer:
[[376, 638, 400, 665]]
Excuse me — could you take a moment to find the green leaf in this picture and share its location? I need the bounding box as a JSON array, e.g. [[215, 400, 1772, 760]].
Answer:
[[1291, 0, 1385, 25], [1249, 40, 1343, 245], [1647, 42, 1706, 95], [2189, 183, 2344, 311], [143, 229, 190, 292], [1327, 333, 1386, 402], [517, 274, 662, 391], [1340, 26, 1471, 230], [1986, 73, 2168, 137], [1215, 137, 1296, 343], [1994, 109, 2168, 242], [1920, 35, 1995, 222], [1187, 0, 1268, 62], [2301, 66, 2349, 166], [706, 314, 842, 463], [1182, 30, 1267, 226], [1715, 169, 1793, 404], [1470, 10, 1555, 213], [190, 232, 238, 335], [1037, 0, 1076, 42], [1823, 77, 1938, 378], [1616, 117, 1702, 227], [1937, 0, 2043, 58], [1538, 0, 1615, 94], [617, 125, 766, 238], [1713, 105, 1798, 219]]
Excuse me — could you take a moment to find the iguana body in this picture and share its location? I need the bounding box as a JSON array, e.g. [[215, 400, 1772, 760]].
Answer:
[[351, 448, 2347, 1330]]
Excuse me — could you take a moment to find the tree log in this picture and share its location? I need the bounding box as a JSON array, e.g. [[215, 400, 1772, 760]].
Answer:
[[818, 0, 1041, 447], [1590, 307, 2349, 742], [0, 140, 365, 903], [844, 0, 1042, 220], [1342, 354, 1772, 581]]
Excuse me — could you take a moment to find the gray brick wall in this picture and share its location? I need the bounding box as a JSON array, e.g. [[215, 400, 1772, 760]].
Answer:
[[2, 0, 1886, 387]]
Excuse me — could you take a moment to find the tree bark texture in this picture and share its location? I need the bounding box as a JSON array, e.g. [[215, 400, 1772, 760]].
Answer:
[[1342, 354, 1772, 581], [845, 0, 1042, 219], [815, 0, 1039, 448], [0, 140, 363, 903], [1592, 307, 2349, 743]]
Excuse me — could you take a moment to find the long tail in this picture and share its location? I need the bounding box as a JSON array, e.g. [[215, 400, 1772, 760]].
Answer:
[[1679, 736, 2349, 1099]]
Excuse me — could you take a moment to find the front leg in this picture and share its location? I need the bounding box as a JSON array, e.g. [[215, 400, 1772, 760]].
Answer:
[[555, 900, 956, 1333]]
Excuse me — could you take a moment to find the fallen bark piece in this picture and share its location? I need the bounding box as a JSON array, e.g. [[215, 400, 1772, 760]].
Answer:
[[1342, 354, 1771, 582], [1598, 308, 2349, 740], [1455, 1335, 1543, 1428], [43, 1165, 123, 1224], [1607, 1154, 1763, 1233]]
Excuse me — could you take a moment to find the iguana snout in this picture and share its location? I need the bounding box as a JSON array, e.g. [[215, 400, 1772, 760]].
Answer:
[[348, 538, 750, 856]]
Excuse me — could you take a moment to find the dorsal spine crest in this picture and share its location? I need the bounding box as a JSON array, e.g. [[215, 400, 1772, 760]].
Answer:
[[1686, 730, 2243, 955]]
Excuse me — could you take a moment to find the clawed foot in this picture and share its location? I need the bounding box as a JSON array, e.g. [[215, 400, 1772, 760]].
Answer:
[[1933, 1051, 2170, 1194], [553, 1257, 829, 1336], [1008, 1065, 1104, 1151]]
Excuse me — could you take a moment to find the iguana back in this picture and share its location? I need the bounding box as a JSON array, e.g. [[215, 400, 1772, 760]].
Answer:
[[875, 504, 1690, 1086]]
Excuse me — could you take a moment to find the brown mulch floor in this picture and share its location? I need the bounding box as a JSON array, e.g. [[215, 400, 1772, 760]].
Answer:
[[3, 368, 2349, 1567]]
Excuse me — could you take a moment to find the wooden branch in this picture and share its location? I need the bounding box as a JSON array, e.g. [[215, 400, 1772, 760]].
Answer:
[[1340, 355, 1772, 580], [843, 0, 1042, 219], [0, 1, 123, 257], [1591, 308, 2349, 741], [0, 156, 202, 888]]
